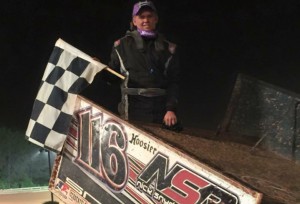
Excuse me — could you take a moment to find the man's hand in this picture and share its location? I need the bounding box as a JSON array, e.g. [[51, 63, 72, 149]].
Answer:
[[163, 111, 177, 126]]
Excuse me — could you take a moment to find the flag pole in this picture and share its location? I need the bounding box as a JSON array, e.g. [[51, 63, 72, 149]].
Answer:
[[92, 57, 125, 80], [105, 67, 125, 80]]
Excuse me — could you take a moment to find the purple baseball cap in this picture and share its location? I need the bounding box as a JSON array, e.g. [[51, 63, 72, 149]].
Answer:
[[132, 1, 157, 16]]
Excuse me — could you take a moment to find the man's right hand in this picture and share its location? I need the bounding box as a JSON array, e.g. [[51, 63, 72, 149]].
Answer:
[[163, 111, 177, 126]]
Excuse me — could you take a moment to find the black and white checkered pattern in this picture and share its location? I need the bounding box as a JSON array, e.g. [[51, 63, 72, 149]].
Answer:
[[26, 38, 106, 152]]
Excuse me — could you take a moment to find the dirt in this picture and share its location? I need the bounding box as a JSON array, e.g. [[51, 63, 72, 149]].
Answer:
[[137, 123, 300, 204]]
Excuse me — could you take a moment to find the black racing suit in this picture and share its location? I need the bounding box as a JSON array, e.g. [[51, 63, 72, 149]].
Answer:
[[108, 30, 180, 124]]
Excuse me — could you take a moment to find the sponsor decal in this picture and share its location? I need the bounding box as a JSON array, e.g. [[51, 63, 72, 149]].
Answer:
[[69, 190, 89, 204], [129, 134, 157, 154], [54, 179, 90, 204], [135, 153, 239, 204], [55, 180, 70, 199]]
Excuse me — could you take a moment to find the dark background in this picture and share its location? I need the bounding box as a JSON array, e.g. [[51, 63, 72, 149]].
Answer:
[[1, 0, 300, 131]]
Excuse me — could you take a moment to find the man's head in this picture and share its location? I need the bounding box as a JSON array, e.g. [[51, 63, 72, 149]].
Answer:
[[132, 1, 158, 31], [132, 1, 157, 16]]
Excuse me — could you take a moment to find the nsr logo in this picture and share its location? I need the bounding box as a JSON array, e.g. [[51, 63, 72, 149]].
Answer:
[[136, 154, 239, 204]]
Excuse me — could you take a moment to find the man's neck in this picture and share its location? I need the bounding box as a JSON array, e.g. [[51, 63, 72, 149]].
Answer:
[[137, 28, 157, 39]]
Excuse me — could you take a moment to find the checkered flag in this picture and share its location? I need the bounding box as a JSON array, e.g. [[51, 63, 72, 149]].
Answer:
[[25, 38, 106, 152]]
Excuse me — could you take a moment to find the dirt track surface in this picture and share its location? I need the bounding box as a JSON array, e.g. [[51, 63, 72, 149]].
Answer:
[[138, 123, 300, 204], [0, 190, 61, 204]]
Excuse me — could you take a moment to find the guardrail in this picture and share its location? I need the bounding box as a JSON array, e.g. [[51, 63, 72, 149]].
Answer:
[[0, 186, 48, 194]]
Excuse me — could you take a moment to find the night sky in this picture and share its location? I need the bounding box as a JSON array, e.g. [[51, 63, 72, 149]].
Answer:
[[1, 0, 300, 131]]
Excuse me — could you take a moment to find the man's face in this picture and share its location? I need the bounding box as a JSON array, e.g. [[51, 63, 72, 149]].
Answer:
[[133, 9, 158, 31]]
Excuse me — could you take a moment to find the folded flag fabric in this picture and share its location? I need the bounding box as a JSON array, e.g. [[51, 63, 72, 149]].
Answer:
[[25, 38, 107, 152]]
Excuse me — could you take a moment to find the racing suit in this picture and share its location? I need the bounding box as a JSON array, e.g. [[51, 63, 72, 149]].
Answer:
[[108, 30, 180, 123]]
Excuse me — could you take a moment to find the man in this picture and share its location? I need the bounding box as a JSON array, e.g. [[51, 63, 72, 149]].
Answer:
[[108, 1, 181, 128]]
